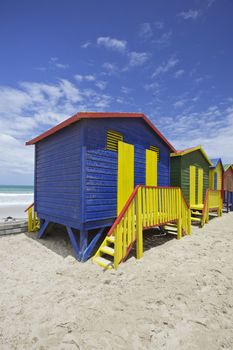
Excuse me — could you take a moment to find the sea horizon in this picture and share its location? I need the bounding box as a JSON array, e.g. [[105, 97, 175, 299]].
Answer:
[[0, 184, 34, 207]]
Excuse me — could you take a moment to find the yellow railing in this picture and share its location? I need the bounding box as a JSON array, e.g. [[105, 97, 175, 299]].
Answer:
[[25, 203, 40, 232], [181, 190, 191, 235], [201, 189, 222, 226], [105, 185, 191, 269], [208, 190, 222, 214], [201, 191, 209, 227]]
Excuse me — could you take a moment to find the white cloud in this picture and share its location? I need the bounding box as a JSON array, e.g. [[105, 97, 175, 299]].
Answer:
[[50, 57, 58, 62], [85, 75, 96, 81], [139, 22, 153, 39], [174, 69, 185, 78], [121, 86, 132, 94], [155, 102, 233, 162], [195, 77, 204, 84], [0, 134, 34, 176], [128, 51, 150, 67], [97, 36, 127, 53], [152, 56, 179, 78], [95, 81, 107, 90], [102, 62, 116, 70], [35, 57, 69, 71], [0, 86, 31, 115], [173, 100, 185, 108], [81, 41, 91, 49], [207, 0, 216, 8], [144, 81, 160, 91], [153, 31, 172, 46], [102, 62, 118, 75], [74, 74, 96, 82], [178, 9, 201, 20], [55, 63, 69, 69], [59, 79, 83, 103], [192, 96, 200, 102], [0, 77, 117, 182]]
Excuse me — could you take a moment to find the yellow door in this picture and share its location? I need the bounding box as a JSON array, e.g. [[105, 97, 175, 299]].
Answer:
[[117, 141, 134, 215], [197, 168, 203, 204], [190, 165, 196, 206], [146, 149, 158, 186]]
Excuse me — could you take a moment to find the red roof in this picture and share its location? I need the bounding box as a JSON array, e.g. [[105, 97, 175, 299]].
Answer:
[[26, 111, 175, 151]]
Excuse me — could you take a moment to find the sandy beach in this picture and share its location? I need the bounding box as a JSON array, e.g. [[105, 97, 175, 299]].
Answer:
[[0, 212, 233, 349]]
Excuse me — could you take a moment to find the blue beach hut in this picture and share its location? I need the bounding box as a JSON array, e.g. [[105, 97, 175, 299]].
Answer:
[[26, 112, 176, 262]]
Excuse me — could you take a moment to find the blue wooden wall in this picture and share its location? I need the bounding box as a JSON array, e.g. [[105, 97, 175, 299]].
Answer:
[[35, 117, 171, 231], [82, 118, 170, 226], [35, 121, 83, 229]]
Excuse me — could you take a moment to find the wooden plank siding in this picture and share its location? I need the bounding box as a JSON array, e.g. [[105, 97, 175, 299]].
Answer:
[[223, 167, 233, 192], [83, 118, 171, 224], [35, 122, 83, 229], [181, 151, 209, 205], [170, 150, 209, 205], [170, 156, 181, 187], [34, 117, 171, 230]]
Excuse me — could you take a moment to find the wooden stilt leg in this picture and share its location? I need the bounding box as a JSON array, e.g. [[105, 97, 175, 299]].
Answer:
[[80, 230, 88, 261], [37, 220, 48, 239], [82, 227, 105, 262], [67, 226, 81, 261]]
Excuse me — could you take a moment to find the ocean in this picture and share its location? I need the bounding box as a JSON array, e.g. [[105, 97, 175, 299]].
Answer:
[[0, 185, 34, 207]]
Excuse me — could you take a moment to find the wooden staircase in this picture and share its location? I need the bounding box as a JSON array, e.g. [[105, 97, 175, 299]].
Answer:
[[190, 189, 223, 227], [162, 223, 178, 234], [93, 185, 191, 269], [93, 236, 115, 269], [190, 206, 203, 226]]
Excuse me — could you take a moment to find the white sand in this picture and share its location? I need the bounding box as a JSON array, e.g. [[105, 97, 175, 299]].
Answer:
[[0, 213, 233, 350]]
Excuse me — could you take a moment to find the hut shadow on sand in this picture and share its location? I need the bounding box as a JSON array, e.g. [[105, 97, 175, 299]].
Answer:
[[25, 225, 75, 259], [127, 228, 176, 262], [25, 225, 176, 263]]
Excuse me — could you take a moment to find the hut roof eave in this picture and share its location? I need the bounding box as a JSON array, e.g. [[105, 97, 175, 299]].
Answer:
[[25, 111, 176, 152], [171, 145, 212, 165]]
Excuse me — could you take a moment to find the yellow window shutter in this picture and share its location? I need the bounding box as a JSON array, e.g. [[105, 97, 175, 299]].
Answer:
[[149, 145, 160, 162], [106, 130, 123, 151]]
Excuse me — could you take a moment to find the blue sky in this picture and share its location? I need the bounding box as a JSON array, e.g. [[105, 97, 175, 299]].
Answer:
[[0, 0, 233, 185]]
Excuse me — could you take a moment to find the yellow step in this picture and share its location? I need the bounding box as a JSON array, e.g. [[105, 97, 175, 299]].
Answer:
[[100, 246, 115, 256], [163, 225, 177, 232], [191, 204, 204, 210], [106, 236, 115, 244], [191, 211, 202, 216], [191, 217, 201, 222], [93, 256, 113, 269]]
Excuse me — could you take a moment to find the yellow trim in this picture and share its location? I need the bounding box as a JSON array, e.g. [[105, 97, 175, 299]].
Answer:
[[197, 168, 203, 204], [146, 149, 158, 186], [171, 145, 212, 165], [117, 141, 134, 215], [190, 165, 196, 206]]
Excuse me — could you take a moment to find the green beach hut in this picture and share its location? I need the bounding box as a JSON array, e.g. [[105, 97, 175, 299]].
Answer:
[[170, 146, 212, 224]]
